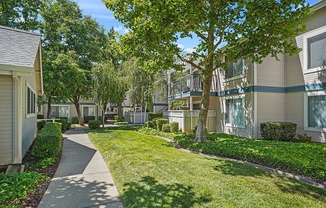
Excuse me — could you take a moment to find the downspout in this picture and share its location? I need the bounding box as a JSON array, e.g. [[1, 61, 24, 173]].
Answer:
[[13, 73, 22, 164]]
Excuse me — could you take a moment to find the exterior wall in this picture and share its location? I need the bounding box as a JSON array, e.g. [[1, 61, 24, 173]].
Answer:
[[21, 75, 37, 156], [0, 75, 13, 164]]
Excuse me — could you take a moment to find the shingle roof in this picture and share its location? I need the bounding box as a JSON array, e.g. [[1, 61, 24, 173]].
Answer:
[[0, 25, 41, 68]]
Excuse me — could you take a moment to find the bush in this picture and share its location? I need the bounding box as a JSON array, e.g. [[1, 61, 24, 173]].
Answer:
[[156, 118, 168, 131], [145, 121, 155, 128], [114, 121, 128, 125], [297, 133, 312, 142], [37, 120, 46, 130], [66, 121, 72, 130], [170, 122, 179, 133], [58, 118, 68, 132], [148, 113, 163, 121], [37, 114, 44, 119], [32, 122, 62, 159], [88, 120, 102, 129], [162, 124, 171, 132], [260, 122, 297, 141], [84, 116, 95, 124], [192, 125, 208, 135], [107, 114, 116, 120], [71, 117, 79, 124]]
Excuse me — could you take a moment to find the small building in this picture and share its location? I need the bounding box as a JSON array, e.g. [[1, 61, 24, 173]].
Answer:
[[0, 26, 43, 165]]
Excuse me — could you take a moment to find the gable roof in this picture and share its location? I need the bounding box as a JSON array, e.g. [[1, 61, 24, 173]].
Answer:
[[0, 25, 41, 69]]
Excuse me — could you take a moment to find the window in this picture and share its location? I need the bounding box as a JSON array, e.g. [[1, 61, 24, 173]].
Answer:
[[83, 106, 95, 117], [307, 32, 326, 70], [27, 87, 36, 114], [51, 106, 69, 118], [306, 94, 326, 129], [225, 97, 245, 127], [225, 58, 244, 79]]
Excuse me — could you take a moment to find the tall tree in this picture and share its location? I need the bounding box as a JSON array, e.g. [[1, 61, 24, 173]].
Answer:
[[104, 0, 310, 141], [41, 0, 107, 125], [0, 0, 42, 30]]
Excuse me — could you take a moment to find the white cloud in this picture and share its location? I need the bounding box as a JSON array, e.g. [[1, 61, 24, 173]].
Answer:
[[114, 26, 130, 34], [177, 44, 185, 50], [92, 14, 115, 20], [184, 48, 196, 54]]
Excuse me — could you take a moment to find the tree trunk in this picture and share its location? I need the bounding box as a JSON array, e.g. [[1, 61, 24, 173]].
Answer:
[[117, 104, 123, 121], [102, 108, 105, 128], [195, 73, 213, 142], [73, 102, 84, 126], [46, 96, 52, 119]]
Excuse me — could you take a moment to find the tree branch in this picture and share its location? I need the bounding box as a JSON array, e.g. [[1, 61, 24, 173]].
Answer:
[[195, 31, 207, 42], [177, 54, 204, 71]]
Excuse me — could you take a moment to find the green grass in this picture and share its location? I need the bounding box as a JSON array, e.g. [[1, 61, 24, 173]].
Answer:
[[88, 127, 326, 208]]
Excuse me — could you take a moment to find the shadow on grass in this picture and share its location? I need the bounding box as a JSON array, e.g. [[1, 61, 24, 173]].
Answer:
[[122, 176, 212, 207], [86, 125, 141, 134], [212, 159, 326, 201]]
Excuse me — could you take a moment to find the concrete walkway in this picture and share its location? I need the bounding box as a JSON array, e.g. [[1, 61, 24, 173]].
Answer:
[[38, 128, 123, 208]]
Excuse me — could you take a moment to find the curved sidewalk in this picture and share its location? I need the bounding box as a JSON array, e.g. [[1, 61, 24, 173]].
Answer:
[[38, 128, 123, 208]]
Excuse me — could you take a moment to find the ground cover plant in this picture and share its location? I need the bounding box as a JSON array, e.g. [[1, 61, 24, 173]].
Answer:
[[88, 127, 326, 207], [173, 132, 326, 181], [0, 172, 45, 206]]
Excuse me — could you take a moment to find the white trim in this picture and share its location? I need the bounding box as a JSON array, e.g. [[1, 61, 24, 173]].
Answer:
[[302, 25, 326, 74], [82, 105, 96, 117], [12, 73, 22, 163], [0, 64, 33, 73], [224, 94, 246, 129], [304, 91, 326, 131], [253, 62, 258, 138], [50, 104, 70, 118]]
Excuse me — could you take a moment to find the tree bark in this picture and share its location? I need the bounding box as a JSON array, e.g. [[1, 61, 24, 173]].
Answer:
[[46, 96, 52, 119], [73, 102, 84, 126], [102, 108, 105, 128], [117, 104, 123, 121], [195, 73, 213, 142]]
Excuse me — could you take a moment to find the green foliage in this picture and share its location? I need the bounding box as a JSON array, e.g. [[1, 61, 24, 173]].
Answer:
[[144, 121, 155, 128], [173, 132, 326, 181], [0, 0, 42, 31], [192, 125, 208, 135], [156, 118, 168, 131], [114, 121, 129, 125], [88, 120, 102, 129], [148, 113, 163, 121], [162, 124, 171, 132], [37, 114, 44, 119], [58, 118, 68, 132], [261, 122, 297, 141], [71, 117, 79, 124], [297, 133, 312, 142], [32, 122, 62, 159], [37, 120, 46, 130], [105, 0, 310, 142], [84, 116, 96, 124], [138, 127, 177, 140], [170, 122, 179, 133], [0, 172, 45, 204], [36, 157, 55, 169], [66, 121, 72, 130]]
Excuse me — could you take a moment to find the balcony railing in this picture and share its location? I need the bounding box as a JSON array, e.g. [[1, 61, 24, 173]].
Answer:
[[169, 74, 218, 97]]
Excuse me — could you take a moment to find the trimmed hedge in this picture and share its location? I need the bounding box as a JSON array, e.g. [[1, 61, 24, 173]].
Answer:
[[148, 113, 163, 121], [66, 121, 72, 130], [89, 120, 102, 129], [173, 132, 326, 181], [162, 124, 171, 132], [58, 119, 68, 132], [156, 118, 168, 131], [261, 122, 297, 141], [84, 116, 95, 124], [37, 120, 46, 130], [170, 122, 179, 133], [32, 122, 62, 159], [37, 114, 44, 119], [144, 121, 155, 128]]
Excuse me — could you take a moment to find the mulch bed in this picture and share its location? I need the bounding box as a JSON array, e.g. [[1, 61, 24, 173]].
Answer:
[[16, 139, 64, 208]]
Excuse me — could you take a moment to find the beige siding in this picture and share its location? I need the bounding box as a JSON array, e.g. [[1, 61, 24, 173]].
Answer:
[[21, 75, 37, 156], [257, 55, 285, 87], [306, 6, 326, 33], [216, 92, 254, 138], [0, 75, 13, 164], [256, 92, 285, 138]]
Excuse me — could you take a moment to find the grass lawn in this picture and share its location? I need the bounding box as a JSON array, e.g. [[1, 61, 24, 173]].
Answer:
[[88, 127, 326, 208]]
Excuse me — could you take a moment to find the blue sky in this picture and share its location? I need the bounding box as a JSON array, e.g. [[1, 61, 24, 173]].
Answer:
[[75, 0, 320, 52]]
